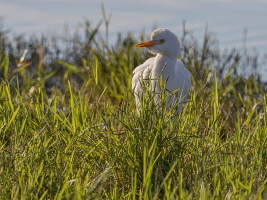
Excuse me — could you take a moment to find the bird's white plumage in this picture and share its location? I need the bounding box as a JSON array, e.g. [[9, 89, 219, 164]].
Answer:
[[132, 28, 191, 114]]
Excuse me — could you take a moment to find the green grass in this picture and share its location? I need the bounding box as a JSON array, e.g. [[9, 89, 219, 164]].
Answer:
[[0, 18, 267, 199]]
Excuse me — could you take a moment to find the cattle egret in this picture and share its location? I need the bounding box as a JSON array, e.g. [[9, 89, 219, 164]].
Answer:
[[132, 28, 191, 114]]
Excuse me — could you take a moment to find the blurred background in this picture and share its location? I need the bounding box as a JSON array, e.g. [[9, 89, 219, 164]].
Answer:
[[1, 0, 266, 55], [0, 0, 266, 93]]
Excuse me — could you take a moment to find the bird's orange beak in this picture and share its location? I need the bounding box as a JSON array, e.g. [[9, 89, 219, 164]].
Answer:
[[135, 40, 159, 47]]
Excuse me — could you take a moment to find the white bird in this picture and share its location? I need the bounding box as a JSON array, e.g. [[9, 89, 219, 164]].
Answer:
[[132, 28, 191, 114]]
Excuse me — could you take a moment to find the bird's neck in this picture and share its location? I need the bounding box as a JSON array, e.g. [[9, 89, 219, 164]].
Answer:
[[150, 54, 176, 103], [151, 54, 175, 79]]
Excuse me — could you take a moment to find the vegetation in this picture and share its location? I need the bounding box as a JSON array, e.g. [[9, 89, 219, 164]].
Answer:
[[0, 15, 267, 199]]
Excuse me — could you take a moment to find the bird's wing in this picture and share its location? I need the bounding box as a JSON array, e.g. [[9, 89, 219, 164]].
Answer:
[[160, 59, 191, 114], [132, 57, 154, 110], [132, 57, 154, 90], [172, 59, 191, 98], [179, 60, 191, 96]]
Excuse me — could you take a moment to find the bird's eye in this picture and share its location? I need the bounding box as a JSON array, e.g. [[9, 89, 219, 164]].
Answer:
[[160, 39, 165, 43]]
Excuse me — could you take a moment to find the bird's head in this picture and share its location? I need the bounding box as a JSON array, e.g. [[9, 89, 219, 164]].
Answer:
[[135, 28, 181, 59]]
